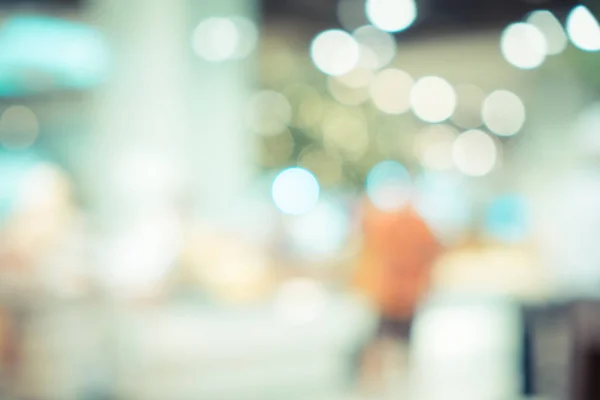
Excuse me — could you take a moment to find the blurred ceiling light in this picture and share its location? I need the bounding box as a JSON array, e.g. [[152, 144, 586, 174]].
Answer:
[[353, 25, 397, 70], [482, 90, 526, 137], [0, 16, 110, 90], [0, 105, 39, 149], [452, 130, 497, 177], [192, 17, 239, 62], [566, 5, 600, 52], [272, 167, 320, 215], [299, 147, 343, 186], [322, 109, 369, 160], [335, 67, 374, 88], [451, 84, 485, 129], [366, 160, 412, 211], [338, 0, 370, 31], [327, 76, 370, 106], [526, 10, 567, 55], [229, 17, 259, 59], [370, 68, 414, 114], [500, 22, 547, 69], [310, 29, 360, 76], [275, 278, 329, 325], [246, 90, 292, 136], [366, 0, 417, 33], [285, 197, 350, 259], [410, 76, 457, 123], [414, 124, 458, 171]]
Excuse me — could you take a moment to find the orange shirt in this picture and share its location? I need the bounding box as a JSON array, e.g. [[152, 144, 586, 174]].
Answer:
[[356, 202, 440, 319]]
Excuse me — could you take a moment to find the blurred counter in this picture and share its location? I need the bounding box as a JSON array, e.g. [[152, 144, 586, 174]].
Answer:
[[13, 293, 375, 400]]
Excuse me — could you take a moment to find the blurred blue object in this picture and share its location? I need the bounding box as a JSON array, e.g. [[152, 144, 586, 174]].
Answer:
[[0, 150, 40, 222], [415, 171, 471, 243], [485, 194, 529, 242], [0, 15, 110, 95]]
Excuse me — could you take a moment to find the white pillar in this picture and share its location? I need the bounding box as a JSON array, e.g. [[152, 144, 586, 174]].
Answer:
[[85, 0, 256, 229]]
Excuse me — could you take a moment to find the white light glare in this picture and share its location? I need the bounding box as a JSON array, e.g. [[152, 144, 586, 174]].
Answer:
[[310, 29, 360, 76], [272, 167, 320, 215], [192, 17, 258, 62], [453, 130, 497, 177], [482, 90, 526, 137], [410, 76, 457, 123], [353, 25, 397, 70], [500, 22, 547, 69], [366, 0, 417, 33], [566, 5, 600, 52], [370, 68, 414, 114], [192, 18, 238, 62], [527, 10, 567, 55]]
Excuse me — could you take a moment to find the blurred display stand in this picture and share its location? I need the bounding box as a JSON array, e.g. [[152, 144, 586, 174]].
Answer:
[[410, 293, 523, 400], [411, 295, 600, 400], [0, 292, 374, 400], [114, 295, 374, 400], [523, 300, 600, 400]]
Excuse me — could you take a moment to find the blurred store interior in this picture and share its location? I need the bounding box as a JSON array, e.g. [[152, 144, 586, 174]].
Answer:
[[1, 0, 600, 398]]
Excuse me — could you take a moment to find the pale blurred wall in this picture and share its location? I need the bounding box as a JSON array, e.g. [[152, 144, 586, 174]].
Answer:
[[83, 0, 257, 229]]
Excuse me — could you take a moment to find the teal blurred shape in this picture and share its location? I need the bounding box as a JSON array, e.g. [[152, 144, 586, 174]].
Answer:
[[0, 150, 40, 222], [414, 171, 471, 242], [485, 194, 529, 242], [366, 160, 412, 211], [0, 15, 110, 95]]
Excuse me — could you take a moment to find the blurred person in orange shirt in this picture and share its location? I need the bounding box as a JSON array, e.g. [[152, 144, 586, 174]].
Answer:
[[354, 198, 441, 393]]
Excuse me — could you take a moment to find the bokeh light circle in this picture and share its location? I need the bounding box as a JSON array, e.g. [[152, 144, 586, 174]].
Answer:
[[246, 90, 292, 136], [452, 130, 497, 177], [566, 5, 600, 52], [328, 76, 370, 106], [353, 25, 397, 70], [484, 195, 530, 243], [410, 76, 457, 123], [310, 29, 360, 76], [229, 17, 259, 59], [192, 17, 239, 62], [482, 90, 526, 137], [366, 0, 417, 33], [500, 22, 547, 69], [527, 10, 567, 56], [272, 167, 320, 215], [414, 124, 458, 171], [370, 68, 414, 114], [0, 105, 39, 149], [366, 160, 412, 211]]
